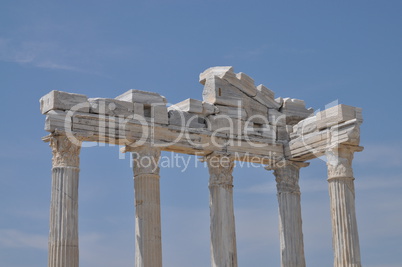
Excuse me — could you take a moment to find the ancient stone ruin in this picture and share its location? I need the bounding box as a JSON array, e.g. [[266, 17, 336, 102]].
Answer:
[[40, 66, 363, 267]]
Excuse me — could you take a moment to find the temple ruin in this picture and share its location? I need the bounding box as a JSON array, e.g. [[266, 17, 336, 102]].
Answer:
[[40, 66, 363, 267]]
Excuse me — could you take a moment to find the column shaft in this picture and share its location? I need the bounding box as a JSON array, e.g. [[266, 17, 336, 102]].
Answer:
[[48, 135, 81, 267], [326, 146, 362, 267], [132, 145, 162, 267], [206, 154, 238, 267], [270, 161, 307, 267]]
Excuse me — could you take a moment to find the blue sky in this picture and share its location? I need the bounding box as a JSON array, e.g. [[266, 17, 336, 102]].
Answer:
[[1, 0, 401, 266]]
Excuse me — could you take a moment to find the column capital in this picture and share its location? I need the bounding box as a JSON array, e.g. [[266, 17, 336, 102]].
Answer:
[[265, 159, 309, 171], [204, 152, 235, 188], [129, 143, 161, 176], [49, 135, 81, 168], [325, 145, 363, 180], [266, 160, 309, 194]]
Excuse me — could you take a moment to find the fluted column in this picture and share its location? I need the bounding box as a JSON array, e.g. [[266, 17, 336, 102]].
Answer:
[[267, 160, 308, 267], [206, 153, 238, 267], [131, 145, 162, 267], [48, 135, 82, 267], [326, 145, 363, 267]]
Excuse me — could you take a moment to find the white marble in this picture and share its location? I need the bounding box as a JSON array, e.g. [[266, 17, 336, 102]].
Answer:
[[88, 98, 134, 117], [40, 66, 365, 267], [267, 161, 308, 267], [206, 154, 238, 267], [48, 135, 81, 267], [40, 90, 89, 114], [326, 145, 362, 267], [131, 145, 162, 267], [116, 89, 167, 104]]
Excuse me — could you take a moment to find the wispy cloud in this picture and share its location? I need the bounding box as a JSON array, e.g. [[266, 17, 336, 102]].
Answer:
[[79, 232, 135, 267], [224, 44, 271, 60], [0, 38, 82, 71], [224, 43, 316, 60], [237, 178, 328, 195], [238, 172, 402, 195], [0, 229, 47, 250], [355, 174, 402, 191], [355, 142, 402, 167]]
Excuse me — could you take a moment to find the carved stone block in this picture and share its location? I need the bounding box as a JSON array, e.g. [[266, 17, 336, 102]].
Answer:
[[88, 98, 134, 117], [280, 98, 314, 125], [116, 89, 167, 104], [170, 98, 203, 114], [316, 104, 361, 130], [168, 110, 206, 128], [40, 90, 89, 114]]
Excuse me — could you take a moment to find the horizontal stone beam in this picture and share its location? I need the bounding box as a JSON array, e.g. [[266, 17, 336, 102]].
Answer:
[[287, 104, 363, 161], [40, 69, 363, 165], [43, 110, 284, 164]]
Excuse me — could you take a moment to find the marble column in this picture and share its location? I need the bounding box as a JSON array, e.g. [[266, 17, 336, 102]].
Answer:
[[131, 145, 162, 267], [206, 153, 238, 267], [267, 160, 308, 267], [326, 145, 363, 267], [48, 135, 82, 267]]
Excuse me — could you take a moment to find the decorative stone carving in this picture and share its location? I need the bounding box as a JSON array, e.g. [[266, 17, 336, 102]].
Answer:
[[269, 161, 309, 194], [48, 134, 81, 267], [49, 135, 81, 168], [40, 67, 365, 267], [267, 160, 308, 267], [130, 144, 161, 176], [129, 143, 162, 267], [326, 145, 362, 179], [205, 153, 235, 187], [205, 153, 238, 267], [325, 145, 363, 267]]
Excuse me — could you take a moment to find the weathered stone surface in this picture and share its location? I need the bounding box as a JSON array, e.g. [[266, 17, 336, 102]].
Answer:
[[330, 119, 361, 146], [245, 122, 276, 140], [257, 84, 274, 99], [129, 145, 162, 267], [202, 102, 218, 115], [88, 98, 134, 117], [116, 89, 167, 104], [235, 72, 257, 96], [171, 98, 203, 114], [206, 154, 238, 267], [280, 98, 314, 125], [150, 105, 169, 125], [268, 109, 286, 126], [206, 115, 245, 134], [326, 146, 362, 267], [41, 66, 365, 267], [275, 97, 284, 107], [242, 97, 269, 124], [316, 104, 362, 130], [215, 104, 247, 120], [293, 115, 317, 135], [199, 66, 234, 85], [133, 103, 145, 117], [202, 75, 245, 107], [277, 125, 290, 141], [200, 66, 257, 97], [266, 161, 308, 267], [40, 90, 89, 114], [168, 110, 206, 128], [45, 110, 69, 132], [48, 135, 81, 267], [252, 84, 281, 109]]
